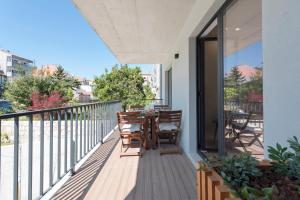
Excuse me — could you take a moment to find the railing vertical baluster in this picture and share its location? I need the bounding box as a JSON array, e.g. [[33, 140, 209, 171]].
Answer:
[[70, 108, 73, 169], [13, 117, 19, 200], [0, 119, 1, 197], [90, 106, 92, 149], [84, 106, 86, 154], [101, 104, 104, 144], [89, 106, 91, 149], [28, 115, 33, 200], [40, 113, 44, 197], [75, 108, 78, 162], [57, 111, 61, 179], [87, 106, 90, 151], [80, 107, 83, 158], [96, 104, 98, 144], [105, 104, 107, 137], [49, 112, 54, 187], [64, 109, 68, 173], [90, 106, 93, 148], [93, 105, 96, 147]]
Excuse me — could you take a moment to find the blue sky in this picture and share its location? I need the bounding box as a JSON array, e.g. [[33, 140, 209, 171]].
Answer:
[[0, 0, 154, 79], [224, 41, 263, 74]]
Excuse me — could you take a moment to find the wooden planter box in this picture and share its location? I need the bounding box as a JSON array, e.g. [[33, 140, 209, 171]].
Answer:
[[196, 160, 272, 200]]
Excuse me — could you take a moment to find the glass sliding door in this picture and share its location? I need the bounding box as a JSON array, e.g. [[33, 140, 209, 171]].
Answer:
[[196, 0, 263, 158], [223, 0, 263, 159]]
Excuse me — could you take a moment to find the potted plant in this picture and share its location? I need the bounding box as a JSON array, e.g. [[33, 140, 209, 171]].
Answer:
[[196, 136, 300, 200]]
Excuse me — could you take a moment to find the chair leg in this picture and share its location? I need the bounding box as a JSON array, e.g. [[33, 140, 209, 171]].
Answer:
[[139, 137, 143, 157]]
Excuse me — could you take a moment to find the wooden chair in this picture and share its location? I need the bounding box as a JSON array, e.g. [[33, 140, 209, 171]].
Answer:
[[154, 104, 170, 111], [117, 112, 145, 157], [231, 112, 255, 151], [156, 110, 182, 155]]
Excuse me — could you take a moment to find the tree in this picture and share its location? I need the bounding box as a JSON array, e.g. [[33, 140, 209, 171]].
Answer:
[[225, 66, 246, 88], [28, 91, 65, 110], [93, 65, 154, 111], [4, 66, 81, 111], [240, 67, 263, 101], [224, 66, 246, 101], [49, 66, 81, 102], [4, 76, 47, 110]]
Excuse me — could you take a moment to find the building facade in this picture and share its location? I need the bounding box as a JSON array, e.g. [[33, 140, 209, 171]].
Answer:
[[33, 64, 60, 76], [0, 49, 33, 80], [74, 77, 94, 103]]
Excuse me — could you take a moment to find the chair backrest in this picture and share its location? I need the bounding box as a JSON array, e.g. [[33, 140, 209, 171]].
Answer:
[[241, 112, 253, 130], [128, 105, 145, 111], [117, 112, 144, 125], [232, 112, 253, 130], [154, 104, 170, 111], [158, 110, 182, 127]]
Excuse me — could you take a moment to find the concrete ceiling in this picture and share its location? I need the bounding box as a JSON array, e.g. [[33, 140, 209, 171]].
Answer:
[[73, 0, 196, 64]]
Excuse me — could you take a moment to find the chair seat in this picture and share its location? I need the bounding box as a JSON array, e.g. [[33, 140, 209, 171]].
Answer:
[[159, 123, 178, 131], [121, 124, 141, 133]]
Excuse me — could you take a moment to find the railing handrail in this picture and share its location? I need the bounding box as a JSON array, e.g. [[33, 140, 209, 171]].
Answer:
[[0, 100, 120, 119]]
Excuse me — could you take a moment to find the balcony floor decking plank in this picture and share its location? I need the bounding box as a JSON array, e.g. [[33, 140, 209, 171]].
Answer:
[[52, 132, 196, 200]]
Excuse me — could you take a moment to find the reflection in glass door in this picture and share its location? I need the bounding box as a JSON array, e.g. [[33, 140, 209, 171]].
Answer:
[[196, 0, 263, 158], [223, 0, 263, 159]]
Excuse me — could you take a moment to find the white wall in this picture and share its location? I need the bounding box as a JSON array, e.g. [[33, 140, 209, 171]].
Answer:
[[161, 0, 226, 164], [263, 0, 300, 153]]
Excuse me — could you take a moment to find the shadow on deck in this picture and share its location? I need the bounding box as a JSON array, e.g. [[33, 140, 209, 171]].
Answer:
[[52, 132, 196, 200]]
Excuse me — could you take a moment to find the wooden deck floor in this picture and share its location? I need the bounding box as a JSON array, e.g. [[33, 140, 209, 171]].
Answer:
[[52, 132, 197, 200]]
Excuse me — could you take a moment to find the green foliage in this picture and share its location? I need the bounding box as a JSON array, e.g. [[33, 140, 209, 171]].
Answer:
[[240, 67, 263, 100], [224, 87, 238, 101], [224, 66, 263, 101], [288, 156, 300, 180], [93, 65, 154, 110], [268, 143, 293, 175], [49, 66, 81, 102], [231, 186, 272, 200], [288, 136, 300, 155], [4, 66, 80, 110], [240, 186, 261, 200], [4, 76, 38, 110], [220, 153, 262, 190], [226, 66, 246, 88], [287, 136, 300, 180], [268, 136, 300, 180], [261, 187, 273, 200]]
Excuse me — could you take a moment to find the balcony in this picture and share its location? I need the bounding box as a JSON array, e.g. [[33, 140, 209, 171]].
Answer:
[[0, 101, 196, 200]]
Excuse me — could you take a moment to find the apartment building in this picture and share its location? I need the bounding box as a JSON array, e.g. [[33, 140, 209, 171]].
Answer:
[[0, 49, 33, 80]]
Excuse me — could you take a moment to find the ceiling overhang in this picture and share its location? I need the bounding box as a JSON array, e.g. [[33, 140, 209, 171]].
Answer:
[[73, 0, 196, 64]]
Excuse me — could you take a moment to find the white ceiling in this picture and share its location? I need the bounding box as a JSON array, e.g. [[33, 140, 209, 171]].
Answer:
[[73, 0, 196, 64]]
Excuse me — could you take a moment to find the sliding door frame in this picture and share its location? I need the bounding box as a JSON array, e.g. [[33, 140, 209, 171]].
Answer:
[[196, 0, 235, 156]]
